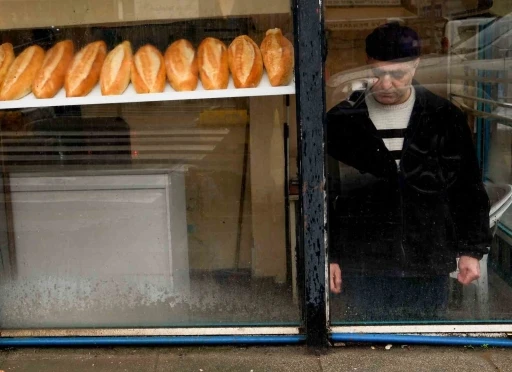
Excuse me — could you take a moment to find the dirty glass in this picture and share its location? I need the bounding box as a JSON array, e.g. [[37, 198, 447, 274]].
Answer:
[[0, 1, 300, 328], [326, 0, 512, 324]]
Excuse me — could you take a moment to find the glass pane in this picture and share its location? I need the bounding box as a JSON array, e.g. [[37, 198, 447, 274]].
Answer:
[[326, 0, 512, 324], [0, 4, 299, 329]]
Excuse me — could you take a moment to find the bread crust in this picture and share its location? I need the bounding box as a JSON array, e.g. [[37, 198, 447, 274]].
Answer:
[[33, 40, 74, 99], [65, 40, 107, 97], [0, 43, 15, 87], [260, 28, 294, 87], [0, 45, 45, 100], [164, 39, 198, 92], [228, 35, 263, 88], [100, 41, 133, 95], [131, 44, 166, 94], [197, 37, 229, 90]]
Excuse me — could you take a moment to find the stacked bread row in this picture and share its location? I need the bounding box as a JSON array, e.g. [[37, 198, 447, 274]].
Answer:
[[0, 29, 294, 101]]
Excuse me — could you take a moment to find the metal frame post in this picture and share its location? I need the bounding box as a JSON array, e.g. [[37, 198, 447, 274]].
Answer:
[[292, 0, 329, 347]]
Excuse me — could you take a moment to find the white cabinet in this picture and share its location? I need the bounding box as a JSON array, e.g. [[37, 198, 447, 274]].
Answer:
[[3, 172, 189, 326]]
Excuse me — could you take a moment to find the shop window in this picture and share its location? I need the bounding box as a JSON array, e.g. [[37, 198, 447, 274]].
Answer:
[[0, 2, 301, 330]]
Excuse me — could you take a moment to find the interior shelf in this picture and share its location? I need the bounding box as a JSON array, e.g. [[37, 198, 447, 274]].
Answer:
[[0, 73, 295, 110]]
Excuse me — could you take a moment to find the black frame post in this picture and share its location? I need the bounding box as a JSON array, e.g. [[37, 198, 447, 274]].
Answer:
[[292, 0, 329, 347]]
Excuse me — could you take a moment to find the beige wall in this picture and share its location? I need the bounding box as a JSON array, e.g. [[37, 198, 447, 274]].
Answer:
[[249, 96, 287, 282], [186, 121, 253, 272], [82, 101, 253, 272], [0, 0, 290, 30], [491, 0, 511, 16]]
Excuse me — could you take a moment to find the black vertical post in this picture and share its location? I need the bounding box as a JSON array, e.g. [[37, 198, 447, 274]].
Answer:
[[292, 0, 329, 346]]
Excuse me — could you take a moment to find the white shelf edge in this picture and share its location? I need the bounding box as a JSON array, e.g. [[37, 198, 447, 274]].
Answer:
[[0, 73, 295, 110]]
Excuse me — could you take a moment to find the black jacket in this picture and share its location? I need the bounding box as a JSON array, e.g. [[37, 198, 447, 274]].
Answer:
[[327, 84, 491, 276]]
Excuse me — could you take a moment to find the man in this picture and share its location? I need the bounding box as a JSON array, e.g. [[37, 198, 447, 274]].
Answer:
[[327, 23, 491, 320]]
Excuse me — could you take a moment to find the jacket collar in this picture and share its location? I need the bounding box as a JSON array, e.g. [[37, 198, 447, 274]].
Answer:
[[403, 81, 428, 151]]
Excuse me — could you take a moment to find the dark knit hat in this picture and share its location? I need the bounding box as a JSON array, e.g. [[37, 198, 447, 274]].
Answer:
[[366, 23, 421, 61]]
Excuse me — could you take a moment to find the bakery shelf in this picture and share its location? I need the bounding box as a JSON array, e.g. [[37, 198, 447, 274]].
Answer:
[[0, 73, 295, 110]]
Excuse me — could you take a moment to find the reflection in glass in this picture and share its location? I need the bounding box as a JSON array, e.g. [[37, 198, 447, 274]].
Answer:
[[326, 4, 512, 324]]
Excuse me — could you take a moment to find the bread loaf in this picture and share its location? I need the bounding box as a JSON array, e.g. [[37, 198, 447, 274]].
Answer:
[[100, 41, 132, 95], [197, 37, 229, 90], [260, 28, 294, 87], [33, 40, 74, 99], [131, 44, 166, 94], [228, 35, 263, 88], [65, 41, 107, 97], [164, 39, 198, 92], [0, 45, 45, 100], [0, 43, 15, 87]]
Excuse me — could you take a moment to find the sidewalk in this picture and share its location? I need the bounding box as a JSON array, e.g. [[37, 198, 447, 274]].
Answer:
[[0, 345, 511, 371]]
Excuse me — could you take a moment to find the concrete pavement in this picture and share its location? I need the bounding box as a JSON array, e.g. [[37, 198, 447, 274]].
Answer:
[[0, 345, 511, 371]]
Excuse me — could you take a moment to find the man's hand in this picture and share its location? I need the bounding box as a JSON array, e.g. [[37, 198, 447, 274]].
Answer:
[[457, 255, 481, 285], [330, 263, 342, 294]]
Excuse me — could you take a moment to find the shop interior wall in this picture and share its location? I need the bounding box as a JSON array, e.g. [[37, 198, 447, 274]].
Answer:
[[82, 96, 291, 281], [0, 0, 290, 30]]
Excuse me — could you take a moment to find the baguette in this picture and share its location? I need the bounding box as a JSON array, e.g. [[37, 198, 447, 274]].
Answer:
[[0, 43, 15, 87], [65, 41, 107, 97], [131, 44, 166, 94], [197, 37, 229, 90], [0, 45, 45, 101], [33, 40, 74, 99], [164, 39, 198, 92], [100, 41, 133, 95], [228, 35, 263, 89], [260, 28, 294, 87]]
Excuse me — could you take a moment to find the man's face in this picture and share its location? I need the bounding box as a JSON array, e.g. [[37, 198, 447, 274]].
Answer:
[[367, 58, 419, 105]]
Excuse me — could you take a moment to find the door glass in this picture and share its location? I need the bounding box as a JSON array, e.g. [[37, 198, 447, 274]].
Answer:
[[326, 0, 512, 324]]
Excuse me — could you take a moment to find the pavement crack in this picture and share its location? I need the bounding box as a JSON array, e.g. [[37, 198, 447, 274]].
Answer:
[[153, 351, 160, 372], [316, 352, 324, 371], [480, 351, 501, 371]]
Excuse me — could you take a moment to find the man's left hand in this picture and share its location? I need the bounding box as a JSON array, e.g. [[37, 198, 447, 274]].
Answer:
[[457, 255, 481, 285]]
